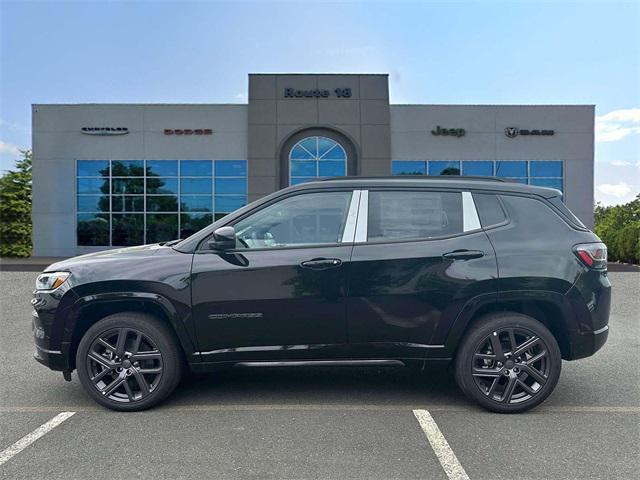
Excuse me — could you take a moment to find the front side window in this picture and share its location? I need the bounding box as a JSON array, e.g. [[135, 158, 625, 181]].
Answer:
[[234, 192, 352, 249], [368, 191, 464, 241]]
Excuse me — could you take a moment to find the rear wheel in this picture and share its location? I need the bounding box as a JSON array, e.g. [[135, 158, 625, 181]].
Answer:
[[454, 312, 561, 413], [76, 312, 182, 411]]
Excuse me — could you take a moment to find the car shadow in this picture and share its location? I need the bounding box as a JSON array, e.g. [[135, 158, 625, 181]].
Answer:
[[166, 365, 471, 409]]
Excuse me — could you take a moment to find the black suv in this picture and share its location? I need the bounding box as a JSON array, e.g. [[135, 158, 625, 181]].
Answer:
[[33, 177, 610, 413]]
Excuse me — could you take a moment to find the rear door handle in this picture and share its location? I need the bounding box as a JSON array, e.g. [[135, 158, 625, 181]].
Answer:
[[442, 250, 484, 261], [300, 258, 342, 270]]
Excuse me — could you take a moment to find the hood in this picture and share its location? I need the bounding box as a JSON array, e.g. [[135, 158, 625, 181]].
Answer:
[[45, 244, 167, 273]]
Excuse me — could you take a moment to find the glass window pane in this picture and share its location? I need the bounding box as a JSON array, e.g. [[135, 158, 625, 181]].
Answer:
[[530, 161, 562, 178], [291, 160, 316, 177], [180, 160, 212, 176], [368, 191, 463, 240], [214, 213, 228, 221], [299, 138, 318, 157], [146, 160, 178, 177], [181, 178, 212, 194], [112, 178, 144, 194], [111, 160, 144, 176], [391, 161, 426, 175], [112, 195, 144, 212], [290, 144, 314, 160], [180, 213, 212, 238], [234, 192, 352, 249], [146, 178, 178, 194], [215, 160, 247, 177], [77, 213, 109, 246], [215, 178, 247, 195], [462, 161, 494, 176], [215, 195, 246, 213], [429, 161, 461, 176], [319, 160, 346, 177], [146, 214, 179, 243], [112, 214, 144, 246], [317, 138, 336, 158], [77, 160, 109, 177], [291, 177, 314, 185], [472, 193, 507, 227], [77, 195, 109, 212], [147, 196, 178, 212], [322, 145, 346, 160], [77, 178, 109, 194], [496, 161, 527, 177], [529, 178, 563, 191], [181, 195, 212, 212]]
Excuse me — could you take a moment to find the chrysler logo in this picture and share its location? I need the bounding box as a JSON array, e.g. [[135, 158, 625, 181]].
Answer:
[[505, 127, 554, 138], [81, 127, 129, 136]]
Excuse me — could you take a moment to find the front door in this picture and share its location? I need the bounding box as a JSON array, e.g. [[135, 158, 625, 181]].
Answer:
[[191, 190, 357, 363], [347, 189, 498, 359]]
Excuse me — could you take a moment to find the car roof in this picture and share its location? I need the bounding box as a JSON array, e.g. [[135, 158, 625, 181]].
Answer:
[[287, 176, 562, 198]]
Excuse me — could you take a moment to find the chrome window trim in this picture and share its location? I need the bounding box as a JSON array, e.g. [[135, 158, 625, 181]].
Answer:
[[354, 190, 369, 243], [462, 191, 481, 232], [341, 190, 362, 243]]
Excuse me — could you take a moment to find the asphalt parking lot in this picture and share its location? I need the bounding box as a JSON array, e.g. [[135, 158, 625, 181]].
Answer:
[[1, 270, 638, 480]]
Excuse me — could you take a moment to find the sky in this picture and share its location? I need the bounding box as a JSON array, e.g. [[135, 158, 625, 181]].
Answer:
[[1, 0, 638, 205]]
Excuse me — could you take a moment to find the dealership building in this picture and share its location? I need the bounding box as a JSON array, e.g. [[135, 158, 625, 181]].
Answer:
[[32, 73, 595, 257]]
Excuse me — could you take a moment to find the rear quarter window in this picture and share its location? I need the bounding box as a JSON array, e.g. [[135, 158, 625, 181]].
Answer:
[[473, 193, 507, 227]]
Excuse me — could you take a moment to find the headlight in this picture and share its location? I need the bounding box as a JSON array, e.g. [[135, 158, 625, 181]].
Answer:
[[35, 272, 70, 291]]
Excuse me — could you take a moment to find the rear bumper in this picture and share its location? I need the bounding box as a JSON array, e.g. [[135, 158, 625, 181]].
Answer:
[[566, 325, 609, 360]]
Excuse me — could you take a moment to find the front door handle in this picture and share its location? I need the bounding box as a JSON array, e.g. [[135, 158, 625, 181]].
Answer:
[[300, 258, 342, 270], [442, 249, 485, 261]]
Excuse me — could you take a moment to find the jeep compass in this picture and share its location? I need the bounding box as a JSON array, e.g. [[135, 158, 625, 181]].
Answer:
[[32, 177, 611, 412]]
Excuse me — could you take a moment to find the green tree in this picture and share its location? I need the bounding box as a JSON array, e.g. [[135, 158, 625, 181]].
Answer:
[[0, 149, 32, 257], [594, 194, 640, 264]]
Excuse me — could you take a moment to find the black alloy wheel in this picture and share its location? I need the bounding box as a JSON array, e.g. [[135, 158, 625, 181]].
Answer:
[[76, 312, 182, 411], [471, 327, 550, 404], [454, 312, 562, 413], [86, 328, 164, 403]]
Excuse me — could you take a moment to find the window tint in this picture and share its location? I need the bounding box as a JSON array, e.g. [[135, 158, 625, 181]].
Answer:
[[472, 193, 507, 227], [234, 192, 352, 249], [368, 191, 463, 241]]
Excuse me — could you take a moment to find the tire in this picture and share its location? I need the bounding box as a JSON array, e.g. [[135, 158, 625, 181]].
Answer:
[[454, 312, 562, 413], [76, 312, 183, 411]]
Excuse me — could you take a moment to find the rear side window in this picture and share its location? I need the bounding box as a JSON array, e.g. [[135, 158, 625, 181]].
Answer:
[[548, 196, 587, 229], [368, 191, 463, 241], [473, 193, 507, 227]]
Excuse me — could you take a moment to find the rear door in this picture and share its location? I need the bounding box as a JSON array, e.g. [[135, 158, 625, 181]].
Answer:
[[346, 188, 498, 359]]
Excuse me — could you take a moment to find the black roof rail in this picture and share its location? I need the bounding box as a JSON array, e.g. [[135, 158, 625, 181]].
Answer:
[[318, 175, 507, 182]]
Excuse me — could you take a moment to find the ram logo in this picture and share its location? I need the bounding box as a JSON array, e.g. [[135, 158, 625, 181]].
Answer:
[[505, 127, 519, 138]]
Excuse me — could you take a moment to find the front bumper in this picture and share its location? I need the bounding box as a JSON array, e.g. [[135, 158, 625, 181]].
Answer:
[[33, 344, 68, 371]]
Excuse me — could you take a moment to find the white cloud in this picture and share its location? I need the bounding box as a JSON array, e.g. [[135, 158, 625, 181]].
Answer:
[[0, 140, 21, 156], [234, 92, 247, 102], [610, 160, 632, 166], [595, 108, 640, 142], [597, 182, 633, 198]]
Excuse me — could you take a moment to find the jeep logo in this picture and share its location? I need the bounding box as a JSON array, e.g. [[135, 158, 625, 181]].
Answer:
[[505, 127, 554, 138], [431, 126, 466, 138]]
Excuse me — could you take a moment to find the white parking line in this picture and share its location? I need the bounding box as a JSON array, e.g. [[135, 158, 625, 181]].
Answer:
[[413, 409, 470, 480], [0, 411, 75, 466]]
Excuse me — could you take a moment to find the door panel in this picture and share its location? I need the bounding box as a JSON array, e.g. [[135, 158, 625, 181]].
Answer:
[[192, 246, 352, 362]]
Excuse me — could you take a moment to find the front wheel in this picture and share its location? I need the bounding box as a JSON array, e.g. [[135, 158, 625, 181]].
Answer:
[[76, 312, 182, 411], [454, 312, 562, 413]]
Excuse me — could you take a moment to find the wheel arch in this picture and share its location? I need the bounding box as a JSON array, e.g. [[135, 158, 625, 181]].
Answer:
[[64, 293, 198, 370], [445, 291, 575, 360]]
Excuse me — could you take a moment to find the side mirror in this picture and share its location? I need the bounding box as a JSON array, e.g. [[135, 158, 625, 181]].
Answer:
[[207, 226, 236, 251]]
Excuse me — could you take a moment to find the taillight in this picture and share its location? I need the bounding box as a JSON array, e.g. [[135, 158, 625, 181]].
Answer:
[[574, 243, 607, 269]]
